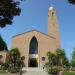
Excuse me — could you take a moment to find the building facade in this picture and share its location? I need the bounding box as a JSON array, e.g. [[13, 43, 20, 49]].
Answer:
[[0, 51, 7, 63], [12, 7, 60, 68]]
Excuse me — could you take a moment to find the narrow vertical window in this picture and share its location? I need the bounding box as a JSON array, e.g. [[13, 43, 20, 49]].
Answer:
[[29, 36, 38, 54]]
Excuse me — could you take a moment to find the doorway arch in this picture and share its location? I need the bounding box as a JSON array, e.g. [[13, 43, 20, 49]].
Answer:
[[29, 36, 38, 54], [29, 36, 38, 67]]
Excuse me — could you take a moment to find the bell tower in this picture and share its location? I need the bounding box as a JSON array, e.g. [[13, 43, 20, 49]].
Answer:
[[48, 7, 60, 48]]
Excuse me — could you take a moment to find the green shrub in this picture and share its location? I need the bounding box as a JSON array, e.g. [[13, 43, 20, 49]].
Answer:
[[10, 67, 17, 73], [2, 62, 9, 70], [52, 66, 59, 74], [45, 62, 51, 74], [45, 63, 59, 75]]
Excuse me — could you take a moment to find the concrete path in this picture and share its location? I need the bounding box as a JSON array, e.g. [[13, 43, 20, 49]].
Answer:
[[0, 68, 47, 75], [22, 68, 47, 75], [0, 73, 17, 75]]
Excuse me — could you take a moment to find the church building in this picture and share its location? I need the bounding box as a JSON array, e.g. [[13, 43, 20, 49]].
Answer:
[[12, 7, 60, 68]]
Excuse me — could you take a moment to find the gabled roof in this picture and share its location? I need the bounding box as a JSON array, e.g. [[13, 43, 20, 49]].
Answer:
[[13, 29, 56, 39]]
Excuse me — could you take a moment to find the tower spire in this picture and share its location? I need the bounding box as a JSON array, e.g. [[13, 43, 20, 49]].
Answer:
[[48, 6, 60, 48], [48, 0, 54, 10]]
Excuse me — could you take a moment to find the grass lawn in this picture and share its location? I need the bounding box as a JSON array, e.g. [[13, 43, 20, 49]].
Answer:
[[62, 71, 75, 75]]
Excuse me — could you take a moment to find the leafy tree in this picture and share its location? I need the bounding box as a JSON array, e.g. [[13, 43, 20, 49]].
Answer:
[[47, 51, 57, 66], [7, 48, 25, 73], [9, 48, 21, 67], [71, 60, 75, 67], [71, 50, 75, 67], [68, 0, 75, 4], [46, 51, 59, 74], [63, 57, 70, 67], [72, 50, 75, 59], [0, 35, 8, 50], [0, 0, 22, 28], [56, 49, 66, 67]]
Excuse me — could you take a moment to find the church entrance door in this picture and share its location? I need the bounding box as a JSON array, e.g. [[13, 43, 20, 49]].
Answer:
[[29, 58, 38, 67]]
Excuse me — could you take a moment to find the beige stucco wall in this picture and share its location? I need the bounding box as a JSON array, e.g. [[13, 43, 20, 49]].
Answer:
[[12, 30, 57, 67], [0, 51, 7, 63], [11, 7, 61, 68]]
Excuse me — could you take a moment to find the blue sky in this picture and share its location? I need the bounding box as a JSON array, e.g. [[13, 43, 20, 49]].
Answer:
[[0, 0, 75, 60]]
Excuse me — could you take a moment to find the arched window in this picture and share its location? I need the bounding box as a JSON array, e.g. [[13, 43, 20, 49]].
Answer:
[[29, 36, 38, 54]]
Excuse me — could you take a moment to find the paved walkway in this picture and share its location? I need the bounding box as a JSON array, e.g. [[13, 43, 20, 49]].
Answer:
[[0, 73, 17, 75], [22, 68, 47, 75], [22, 71, 47, 75], [0, 68, 47, 75]]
